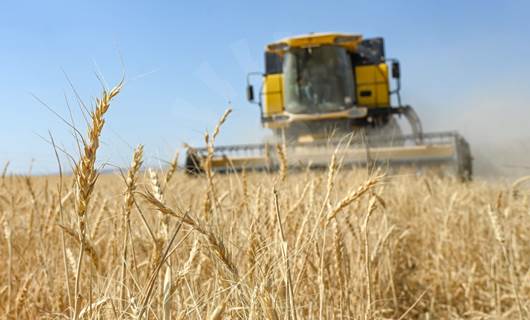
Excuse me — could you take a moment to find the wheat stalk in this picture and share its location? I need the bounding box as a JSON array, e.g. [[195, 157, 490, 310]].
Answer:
[[125, 145, 144, 216], [4, 220, 12, 316], [120, 145, 143, 311], [72, 81, 122, 320], [66, 247, 78, 273], [58, 224, 100, 270], [162, 265, 172, 320], [325, 174, 382, 223], [141, 191, 239, 278], [15, 276, 30, 318], [1, 160, 9, 188], [363, 197, 377, 317], [276, 144, 287, 182], [78, 296, 109, 319], [487, 205, 527, 319], [164, 151, 179, 188], [273, 189, 297, 320]]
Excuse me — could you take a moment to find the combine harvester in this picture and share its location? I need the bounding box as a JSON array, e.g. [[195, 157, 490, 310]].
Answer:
[[185, 33, 473, 180]]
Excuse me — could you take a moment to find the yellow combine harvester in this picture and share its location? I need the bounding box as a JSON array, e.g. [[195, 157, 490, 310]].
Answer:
[[185, 33, 473, 179]]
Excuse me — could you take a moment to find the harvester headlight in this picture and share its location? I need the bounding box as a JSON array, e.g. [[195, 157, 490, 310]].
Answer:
[[348, 107, 368, 118]]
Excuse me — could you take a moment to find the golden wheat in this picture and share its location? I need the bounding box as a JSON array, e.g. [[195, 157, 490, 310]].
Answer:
[[0, 85, 529, 319]]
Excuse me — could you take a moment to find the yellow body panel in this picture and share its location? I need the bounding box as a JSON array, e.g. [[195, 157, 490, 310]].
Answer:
[[355, 63, 390, 107], [263, 74, 284, 116]]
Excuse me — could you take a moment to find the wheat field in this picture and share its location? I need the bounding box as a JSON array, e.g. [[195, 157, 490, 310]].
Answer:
[[0, 84, 529, 319]]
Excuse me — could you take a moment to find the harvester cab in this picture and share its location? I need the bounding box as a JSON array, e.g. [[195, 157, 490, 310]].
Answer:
[[186, 33, 472, 180]]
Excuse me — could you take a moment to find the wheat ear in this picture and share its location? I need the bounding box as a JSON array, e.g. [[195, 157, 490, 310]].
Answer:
[[325, 175, 382, 223], [276, 144, 287, 182]]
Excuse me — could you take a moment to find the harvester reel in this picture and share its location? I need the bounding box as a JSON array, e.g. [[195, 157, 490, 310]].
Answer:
[[401, 106, 424, 144]]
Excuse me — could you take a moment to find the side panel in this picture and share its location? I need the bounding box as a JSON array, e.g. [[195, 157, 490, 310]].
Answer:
[[263, 74, 284, 116], [355, 63, 390, 107]]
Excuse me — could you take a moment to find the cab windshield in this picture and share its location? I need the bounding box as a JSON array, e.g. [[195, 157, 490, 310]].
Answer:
[[283, 46, 354, 114]]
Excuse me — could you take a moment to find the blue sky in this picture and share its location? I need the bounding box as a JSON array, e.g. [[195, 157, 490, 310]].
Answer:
[[1, 0, 529, 173]]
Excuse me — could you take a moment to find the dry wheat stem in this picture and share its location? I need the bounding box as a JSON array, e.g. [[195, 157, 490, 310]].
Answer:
[[4, 220, 12, 316], [273, 189, 297, 320], [164, 151, 179, 188], [73, 81, 122, 320], [162, 265, 172, 320], [276, 144, 287, 183], [487, 206, 527, 319], [326, 175, 382, 223], [121, 145, 144, 311], [141, 191, 239, 277], [1, 160, 9, 182], [363, 197, 377, 318], [137, 218, 185, 319]]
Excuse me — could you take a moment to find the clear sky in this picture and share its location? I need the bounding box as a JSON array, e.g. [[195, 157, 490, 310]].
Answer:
[[1, 0, 529, 174]]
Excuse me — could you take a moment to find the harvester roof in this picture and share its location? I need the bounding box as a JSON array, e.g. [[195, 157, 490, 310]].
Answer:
[[266, 32, 363, 54]]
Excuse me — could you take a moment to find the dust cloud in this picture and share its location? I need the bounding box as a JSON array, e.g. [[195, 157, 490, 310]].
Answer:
[[426, 93, 530, 180]]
